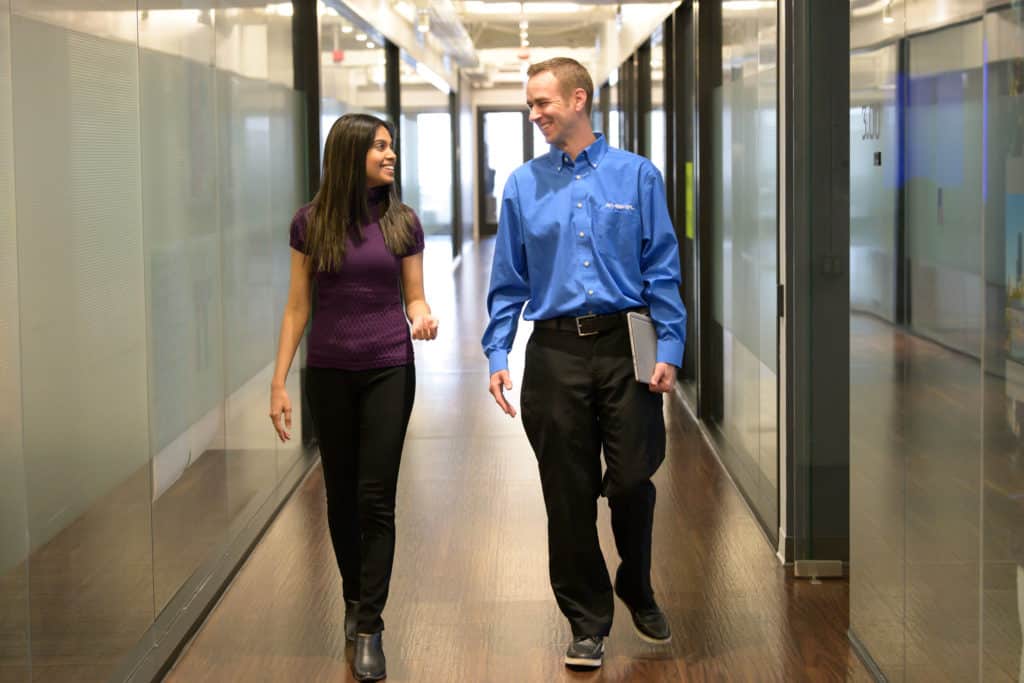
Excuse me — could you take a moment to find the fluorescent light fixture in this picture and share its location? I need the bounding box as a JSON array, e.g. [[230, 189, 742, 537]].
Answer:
[[722, 1, 775, 10], [394, 1, 416, 23], [341, 23, 353, 33], [416, 62, 451, 94], [265, 2, 293, 17], [366, 41, 376, 48], [355, 32, 367, 41], [461, 2, 581, 15], [416, 9, 430, 33], [325, 6, 338, 16]]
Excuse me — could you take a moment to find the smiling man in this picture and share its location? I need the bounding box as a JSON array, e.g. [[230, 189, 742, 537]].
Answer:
[[481, 57, 687, 669]]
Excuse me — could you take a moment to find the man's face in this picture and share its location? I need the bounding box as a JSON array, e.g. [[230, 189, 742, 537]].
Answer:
[[526, 70, 578, 147]]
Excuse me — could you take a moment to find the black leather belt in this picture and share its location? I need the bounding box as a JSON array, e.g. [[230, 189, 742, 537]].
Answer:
[[534, 308, 648, 337]]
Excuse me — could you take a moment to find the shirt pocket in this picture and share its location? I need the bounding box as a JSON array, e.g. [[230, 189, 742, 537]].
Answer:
[[594, 204, 641, 254]]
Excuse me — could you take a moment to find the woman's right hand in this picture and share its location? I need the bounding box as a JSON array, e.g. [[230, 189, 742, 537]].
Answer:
[[270, 385, 292, 442]]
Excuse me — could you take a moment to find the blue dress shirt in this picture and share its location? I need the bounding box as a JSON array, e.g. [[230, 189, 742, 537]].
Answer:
[[482, 133, 687, 375]]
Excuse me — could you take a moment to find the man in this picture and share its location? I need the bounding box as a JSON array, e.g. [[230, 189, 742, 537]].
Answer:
[[481, 57, 686, 669]]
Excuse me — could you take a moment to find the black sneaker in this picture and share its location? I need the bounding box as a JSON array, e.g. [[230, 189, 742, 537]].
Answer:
[[626, 605, 671, 644], [564, 635, 605, 669]]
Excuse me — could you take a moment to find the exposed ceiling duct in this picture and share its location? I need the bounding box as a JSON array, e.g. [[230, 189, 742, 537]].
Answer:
[[412, 0, 479, 68]]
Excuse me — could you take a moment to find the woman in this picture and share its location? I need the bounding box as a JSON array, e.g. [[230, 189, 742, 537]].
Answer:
[[269, 113, 438, 682]]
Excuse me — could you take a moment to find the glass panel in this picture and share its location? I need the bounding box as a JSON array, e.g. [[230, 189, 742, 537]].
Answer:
[[318, 7, 386, 163], [481, 112, 525, 229], [11, 13, 154, 680], [982, 7, 1024, 682], [710, 0, 778, 534], [399, 54, 452, 237], [270, 88, 307, 476], [648, 29, 666, 176], [138, 1, 227, 615], [907, 22, 984, 355], [850, 46, 899, 322], [849, 40, 907, 682], [216, 7, 279, 555], [0, 0, 30, 677]]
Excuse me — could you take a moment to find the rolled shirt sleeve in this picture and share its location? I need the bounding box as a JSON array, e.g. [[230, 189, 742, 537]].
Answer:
[[638, 162, 687, 367]]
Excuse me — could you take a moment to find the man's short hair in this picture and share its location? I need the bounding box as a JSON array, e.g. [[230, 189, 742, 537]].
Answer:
[[527, 57, 594, 117]]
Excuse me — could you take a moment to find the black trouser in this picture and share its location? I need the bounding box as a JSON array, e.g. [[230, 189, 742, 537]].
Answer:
[[520, 323, 665, 637], [305, 364, 415, 634]]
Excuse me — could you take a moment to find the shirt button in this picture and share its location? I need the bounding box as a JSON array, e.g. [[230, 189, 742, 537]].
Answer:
[[576, 202, 582, 208], [584, 261, 590, 267], [579, 232, 585, 237]]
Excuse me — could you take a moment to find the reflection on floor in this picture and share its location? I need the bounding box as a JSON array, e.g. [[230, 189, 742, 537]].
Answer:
[[850, 312, 1024, 682], [165, 238, 870, 682], [0, 445, 303, 683]]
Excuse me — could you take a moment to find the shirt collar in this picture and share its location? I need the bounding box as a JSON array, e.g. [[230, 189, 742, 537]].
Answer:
[[555, 133, 608, 172]]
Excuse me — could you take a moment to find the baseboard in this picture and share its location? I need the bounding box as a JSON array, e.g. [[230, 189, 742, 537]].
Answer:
[[113, 448, 319, 683], [848, 627, 889, 683]]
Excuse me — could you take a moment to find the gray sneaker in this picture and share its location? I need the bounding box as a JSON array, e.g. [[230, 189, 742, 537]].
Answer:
[[564, 635, 605, 669]]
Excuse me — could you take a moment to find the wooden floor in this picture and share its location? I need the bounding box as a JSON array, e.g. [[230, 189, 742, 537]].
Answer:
[[166, 239, 871, 682]]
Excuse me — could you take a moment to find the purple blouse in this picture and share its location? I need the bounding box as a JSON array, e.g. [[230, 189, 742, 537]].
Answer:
[[289, 192, 425, 370]]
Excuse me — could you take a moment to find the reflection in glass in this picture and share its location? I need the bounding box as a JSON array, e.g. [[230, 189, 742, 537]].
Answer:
[[12, 13, 154, 680], [710, 1, 778, 534], [848, 41, 906, 680], [850, 4, 1024, 681], [647, 28, 666, 176], [318, 6, 386, 163], [983, 8, 1024, 682], [2, 2, 305, 678], [0, 0, 29, 677]]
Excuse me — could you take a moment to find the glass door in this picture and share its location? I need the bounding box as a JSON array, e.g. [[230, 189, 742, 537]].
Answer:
[[478, 109, 547, 237]]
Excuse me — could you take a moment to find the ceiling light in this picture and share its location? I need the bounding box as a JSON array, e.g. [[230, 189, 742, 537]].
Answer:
[[355, 32, 367, 41], [393, 1, 416, 23], [416, 8, 430, 33], [366, 41, 375, 48], [882, 1, 895, 23], [341, 23, 353, 33]]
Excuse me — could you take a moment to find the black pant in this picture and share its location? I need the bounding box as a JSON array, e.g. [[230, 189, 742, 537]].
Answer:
[[520, 324, 665, 637], [305, 364, 415, 634]]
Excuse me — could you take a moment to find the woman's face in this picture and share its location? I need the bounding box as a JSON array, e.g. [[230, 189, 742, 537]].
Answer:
[[365, 126, 397, 188]]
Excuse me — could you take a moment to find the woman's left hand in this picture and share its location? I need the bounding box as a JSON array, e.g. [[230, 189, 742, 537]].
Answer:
[[411, 315, 439, 340]]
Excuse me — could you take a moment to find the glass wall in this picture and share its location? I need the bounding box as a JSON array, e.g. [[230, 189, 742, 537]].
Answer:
[[850, 1, 1024, 680], [0, 3, 306, 680], [318, 5, 387, 161], [399, 53, 452, 237], [647, 27, 666, 176], [709, 0, 779, 535]]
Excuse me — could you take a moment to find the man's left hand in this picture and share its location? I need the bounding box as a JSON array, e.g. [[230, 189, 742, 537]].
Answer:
[[648, 362, 676, 393]]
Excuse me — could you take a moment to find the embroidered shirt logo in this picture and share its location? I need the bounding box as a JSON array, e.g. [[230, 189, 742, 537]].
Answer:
[[604, 202, 635, 211]]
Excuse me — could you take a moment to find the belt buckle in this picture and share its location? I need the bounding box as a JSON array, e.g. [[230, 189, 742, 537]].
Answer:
[[575, 314, 598, 337]]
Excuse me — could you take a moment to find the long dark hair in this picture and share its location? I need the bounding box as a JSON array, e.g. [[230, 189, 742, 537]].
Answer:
[[305, 113, 414, 272]]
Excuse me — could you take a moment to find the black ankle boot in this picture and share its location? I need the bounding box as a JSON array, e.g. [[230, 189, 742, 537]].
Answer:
[[344, 601, 359, 642], [352, 632, 386, 681]]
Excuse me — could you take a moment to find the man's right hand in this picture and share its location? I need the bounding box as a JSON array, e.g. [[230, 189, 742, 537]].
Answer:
[[489, 370, 517, 418]]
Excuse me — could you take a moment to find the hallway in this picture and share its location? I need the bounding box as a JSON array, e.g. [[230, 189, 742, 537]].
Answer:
[[165, 240, 868, 682]]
